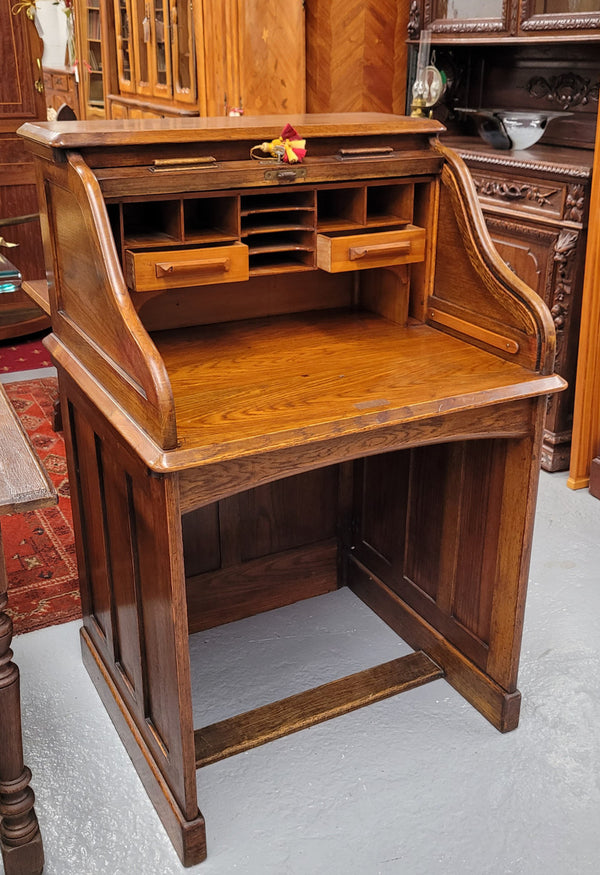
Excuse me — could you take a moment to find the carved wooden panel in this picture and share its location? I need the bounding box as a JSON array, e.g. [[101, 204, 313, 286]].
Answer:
[[420, 0, 600, 36], [421, 0, 512, 35], [519, 0, 600, 34], [481, 208, 585, 471], [471, 171, 565, 220]]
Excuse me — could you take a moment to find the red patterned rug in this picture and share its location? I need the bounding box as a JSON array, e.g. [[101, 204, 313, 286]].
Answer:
[[0, 332, 52, 374], [1, 377, 80, 635]]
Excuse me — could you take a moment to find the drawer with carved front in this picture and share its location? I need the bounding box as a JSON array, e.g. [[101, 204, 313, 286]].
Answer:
[[468, 170, 581, 223]]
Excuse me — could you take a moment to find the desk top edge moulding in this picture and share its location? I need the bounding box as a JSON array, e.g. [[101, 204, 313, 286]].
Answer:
[[18, 113, 564, 866]]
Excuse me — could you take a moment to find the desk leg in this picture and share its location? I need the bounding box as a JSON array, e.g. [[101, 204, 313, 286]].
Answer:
[[0, 531, 44, 875]]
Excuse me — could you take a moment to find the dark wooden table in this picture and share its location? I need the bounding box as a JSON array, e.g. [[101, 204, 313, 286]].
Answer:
[[0, 383, 56, 875]]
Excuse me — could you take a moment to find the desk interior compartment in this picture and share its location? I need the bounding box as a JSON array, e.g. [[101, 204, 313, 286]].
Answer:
[[122, 199, 183, 247], [366, 182, 414, 227], [316, 181, 415, 233], [183, 195, 240, 244], [316, 185, 366, 231], [241, 189, 317, 274]]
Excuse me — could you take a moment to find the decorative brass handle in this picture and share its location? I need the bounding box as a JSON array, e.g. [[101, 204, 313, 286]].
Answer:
[[155, 258, 230, 277], [11, 1, 37, 20], [337, 146, 394, 160], [348, 241, 411, 261], [150, 156, 217, 173]]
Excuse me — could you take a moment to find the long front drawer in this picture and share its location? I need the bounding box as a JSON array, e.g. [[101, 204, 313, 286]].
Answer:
[[125, 242, 249, 291], [316, 225, 426, 273]]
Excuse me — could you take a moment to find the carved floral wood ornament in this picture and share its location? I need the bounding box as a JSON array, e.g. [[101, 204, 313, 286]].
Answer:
[[527, 73, 600, 110], [473, 177, 560, 207]]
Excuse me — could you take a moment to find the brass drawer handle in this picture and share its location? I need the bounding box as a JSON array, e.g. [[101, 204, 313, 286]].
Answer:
[[348, 241, 411, 261], [155, 258, 230, 277]]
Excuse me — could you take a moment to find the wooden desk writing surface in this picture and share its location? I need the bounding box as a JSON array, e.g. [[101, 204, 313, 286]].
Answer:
[[155, 311, 561, 460], [19, 113, 563, 867]]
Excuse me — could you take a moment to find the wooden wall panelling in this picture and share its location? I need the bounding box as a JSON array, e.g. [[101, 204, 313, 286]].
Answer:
[[237, 0, 306, 115], [200, 0, 238, 116], [306, 0, 408, 113], [201, 0, 305, 117]]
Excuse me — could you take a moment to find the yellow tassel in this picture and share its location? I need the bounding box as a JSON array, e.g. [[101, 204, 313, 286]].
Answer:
[[250, 135, 306, 163]]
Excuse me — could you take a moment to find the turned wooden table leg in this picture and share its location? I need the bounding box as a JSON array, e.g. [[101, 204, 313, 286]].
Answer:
[[0, 533, 44, 875]]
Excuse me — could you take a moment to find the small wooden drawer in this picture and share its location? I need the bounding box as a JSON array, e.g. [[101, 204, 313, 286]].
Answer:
[[125, 243, 249, 291], [316, 225, 426, 273], [51, 74, 69, 92]]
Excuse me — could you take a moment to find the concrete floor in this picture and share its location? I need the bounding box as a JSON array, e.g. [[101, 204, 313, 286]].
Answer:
[[8, 470, 600, 875]]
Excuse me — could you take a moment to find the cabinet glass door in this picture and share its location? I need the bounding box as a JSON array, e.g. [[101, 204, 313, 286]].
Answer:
[[170, 0, 196, 104], [530, 0, 599, 11], [151, 0, 172, 99], [76, 0, 105, 117], [114, 0, 134, 93], [425, 0, 511, 34], [131, 0, 154, 97], [519, 0, 600, 33]]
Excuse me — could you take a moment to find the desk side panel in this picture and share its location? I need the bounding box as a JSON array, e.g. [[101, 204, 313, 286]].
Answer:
[[429, 140, 557, 375], [60, 372, 198, 822], [350, 396, 546, 708], [35, 151, 177, 449]]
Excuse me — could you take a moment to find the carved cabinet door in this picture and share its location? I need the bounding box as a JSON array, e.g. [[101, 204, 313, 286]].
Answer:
[[419, 0, 514, 37], [518, 0, 600, 37], [485, 212, 585, 470], [418, 0, 600, 37]]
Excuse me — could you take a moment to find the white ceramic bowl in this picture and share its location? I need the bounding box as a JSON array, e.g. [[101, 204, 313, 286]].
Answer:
[[494, 111, 568, 150]]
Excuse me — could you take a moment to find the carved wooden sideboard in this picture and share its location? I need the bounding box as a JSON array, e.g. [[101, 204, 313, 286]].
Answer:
[[445, 138, 592, 471], [19, 113, 563, 865], [404, 13, 598, 471]]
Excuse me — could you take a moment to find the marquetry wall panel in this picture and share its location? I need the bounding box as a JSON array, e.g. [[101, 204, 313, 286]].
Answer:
[[306, 0, 408, 113]]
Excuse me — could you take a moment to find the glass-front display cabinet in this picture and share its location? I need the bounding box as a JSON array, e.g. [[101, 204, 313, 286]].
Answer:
[[421, 0, 600, 38], [113, 0, 196, 104], [75, 0, 106, 116]]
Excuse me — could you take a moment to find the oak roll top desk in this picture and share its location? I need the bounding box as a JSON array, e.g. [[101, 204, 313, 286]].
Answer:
[[18, 113, 564, 866]]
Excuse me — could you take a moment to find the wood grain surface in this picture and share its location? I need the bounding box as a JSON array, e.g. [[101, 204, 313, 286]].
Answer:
[[154, 309, 564, 462]]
